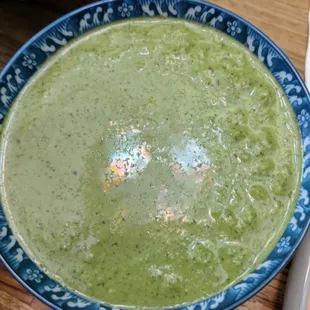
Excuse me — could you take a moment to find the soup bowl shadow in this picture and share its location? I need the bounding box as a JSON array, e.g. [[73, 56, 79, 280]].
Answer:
[[0, 0, 310, 309]]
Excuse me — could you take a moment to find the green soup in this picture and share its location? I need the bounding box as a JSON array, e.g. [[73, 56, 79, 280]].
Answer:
[[0, 18, 301, 307]]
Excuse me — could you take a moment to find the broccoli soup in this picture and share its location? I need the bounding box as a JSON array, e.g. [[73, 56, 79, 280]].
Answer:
[[0, 19, 301, 307]]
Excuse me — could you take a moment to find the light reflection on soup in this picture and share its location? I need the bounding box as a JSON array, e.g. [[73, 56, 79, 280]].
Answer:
[[0, 18, 301, 307]]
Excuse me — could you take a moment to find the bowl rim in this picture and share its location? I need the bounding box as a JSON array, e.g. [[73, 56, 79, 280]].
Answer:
[[0, 0, 310, 309]]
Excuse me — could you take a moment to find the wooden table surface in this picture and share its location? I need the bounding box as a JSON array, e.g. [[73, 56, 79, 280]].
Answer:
[[0, 0, 309, 309]]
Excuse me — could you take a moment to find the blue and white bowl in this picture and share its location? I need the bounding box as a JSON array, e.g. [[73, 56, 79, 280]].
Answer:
[[0, 1, 309, 309]]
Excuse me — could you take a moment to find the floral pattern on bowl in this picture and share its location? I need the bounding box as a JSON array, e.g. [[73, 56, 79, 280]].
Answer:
[[0, 0, 310, 309]]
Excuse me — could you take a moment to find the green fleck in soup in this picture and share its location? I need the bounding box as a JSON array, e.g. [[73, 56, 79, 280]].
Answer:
[[0, 18, 301, 307]]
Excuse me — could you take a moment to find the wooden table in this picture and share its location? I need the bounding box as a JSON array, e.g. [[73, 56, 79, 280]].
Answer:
[[0, 0, 309, 309]]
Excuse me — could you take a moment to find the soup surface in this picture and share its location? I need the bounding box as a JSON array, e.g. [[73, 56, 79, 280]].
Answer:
[[1, 19, 301, 307]]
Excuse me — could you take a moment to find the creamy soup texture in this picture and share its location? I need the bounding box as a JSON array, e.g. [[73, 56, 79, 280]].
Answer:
[[1, 19, 301, 307]]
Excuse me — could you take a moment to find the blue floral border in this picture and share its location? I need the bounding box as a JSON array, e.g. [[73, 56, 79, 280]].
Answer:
[[0, 0, 310, 309]]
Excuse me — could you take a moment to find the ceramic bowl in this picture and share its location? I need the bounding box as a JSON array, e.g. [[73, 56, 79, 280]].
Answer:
[[0, 0, 310, 309]]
